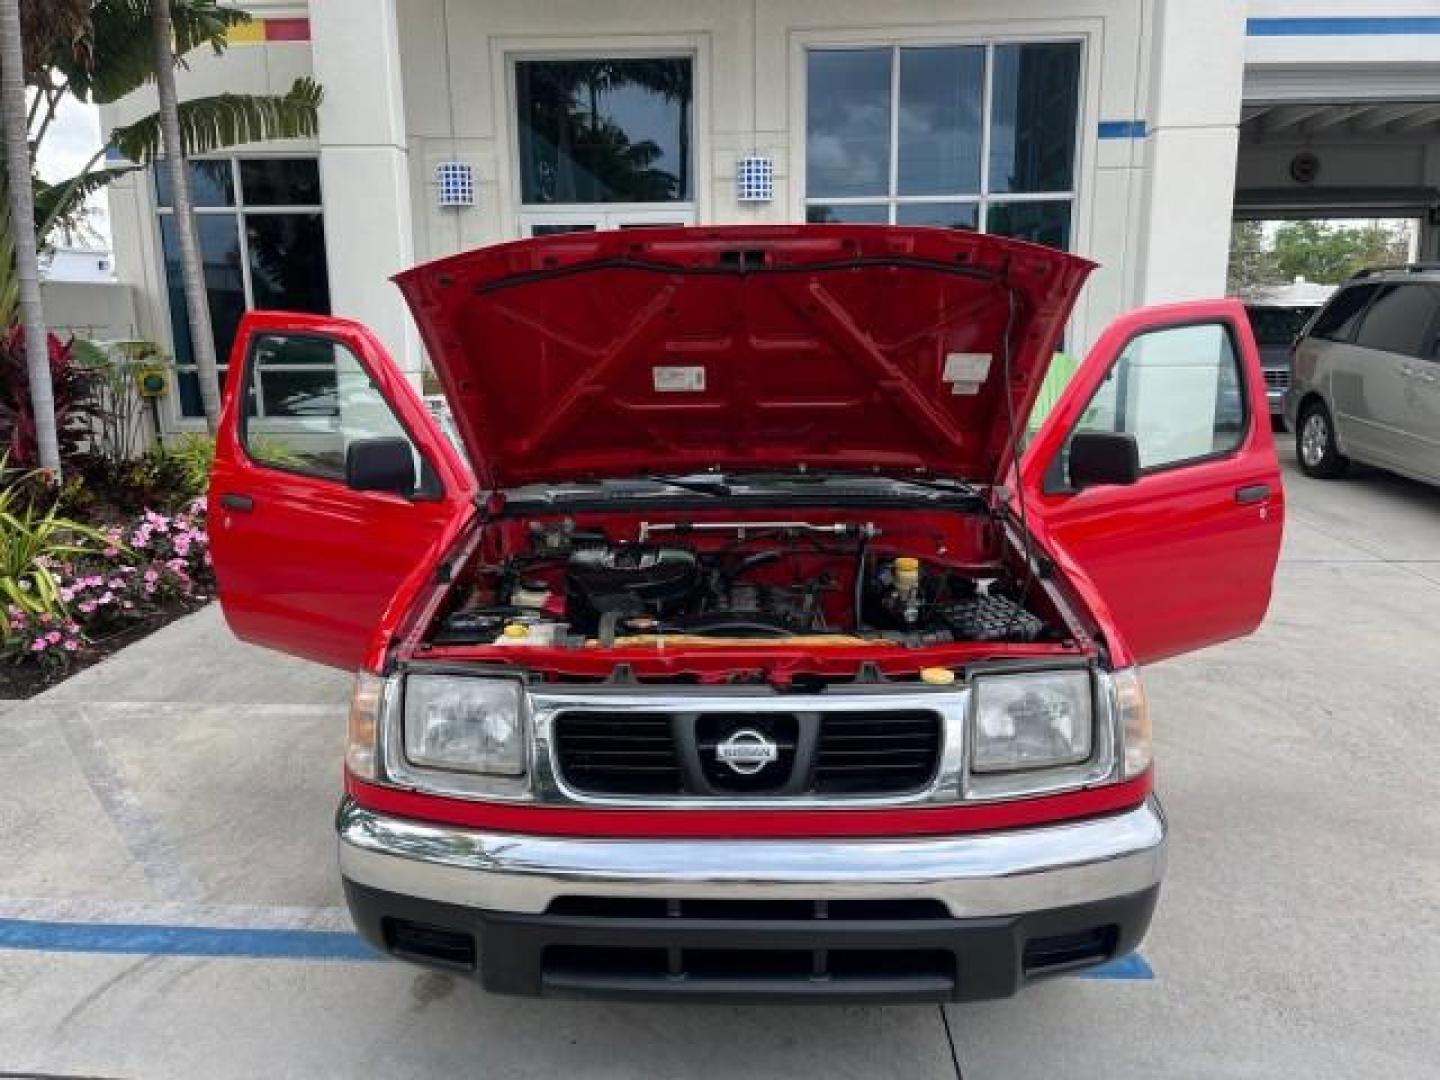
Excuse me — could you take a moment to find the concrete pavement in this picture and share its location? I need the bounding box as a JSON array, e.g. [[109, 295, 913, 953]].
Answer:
[[1, 444, 1437, 1078]]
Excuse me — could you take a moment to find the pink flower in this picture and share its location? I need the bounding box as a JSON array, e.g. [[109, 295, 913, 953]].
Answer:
[[143, 569, 159, 583], [30, 639, 46, 652], [78, 601, 97, 613], [143, 584, 157, 595], [107, 578, 124, 589], [45, 631, 61, 644], [63, 639, 79, 652], [103, 546, 119, 557]]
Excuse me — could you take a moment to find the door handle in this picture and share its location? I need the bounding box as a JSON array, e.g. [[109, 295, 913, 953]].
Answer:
[[1234, 484, 1270, 505], [219, 493, 254, 512]]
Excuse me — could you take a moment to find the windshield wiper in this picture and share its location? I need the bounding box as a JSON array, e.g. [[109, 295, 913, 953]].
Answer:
[[644, 475, 733, 497]]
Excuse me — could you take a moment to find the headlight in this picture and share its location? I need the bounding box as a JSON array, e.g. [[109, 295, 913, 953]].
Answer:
[[971, 669, 1093, 773], [403, 675, 525, 776], [1112, 667, 1151, 779]]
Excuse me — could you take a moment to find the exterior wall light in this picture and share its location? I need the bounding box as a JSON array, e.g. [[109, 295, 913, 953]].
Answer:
[[736, 154, 775, 204], [435, 161, 476, 208]]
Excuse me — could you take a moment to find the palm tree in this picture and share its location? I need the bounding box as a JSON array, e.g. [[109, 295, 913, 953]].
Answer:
[[151, 0, 219, 431], [1, 0, 323, 432], [1, 0, 62, 472]]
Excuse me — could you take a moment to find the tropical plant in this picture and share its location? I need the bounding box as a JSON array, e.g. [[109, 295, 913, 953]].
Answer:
[[161, 430, 213, 496], [73, 337, 165, 464], [0, 326, 95, 465], [0, 465, 110, 615]]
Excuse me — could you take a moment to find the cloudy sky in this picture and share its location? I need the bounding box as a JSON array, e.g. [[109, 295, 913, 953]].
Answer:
[[38, 95, 112, 250]]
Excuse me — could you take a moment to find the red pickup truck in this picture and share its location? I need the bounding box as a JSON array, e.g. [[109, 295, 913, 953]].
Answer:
[[208, 226, 1282, 1002]]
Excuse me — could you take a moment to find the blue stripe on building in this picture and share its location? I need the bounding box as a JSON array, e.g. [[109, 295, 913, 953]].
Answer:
[[1098, 120, 1147, 140], [1247, 16, 1440, 36]]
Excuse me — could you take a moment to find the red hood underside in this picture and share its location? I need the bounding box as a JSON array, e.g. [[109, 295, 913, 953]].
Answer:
[[395, 226, 1093, 490]]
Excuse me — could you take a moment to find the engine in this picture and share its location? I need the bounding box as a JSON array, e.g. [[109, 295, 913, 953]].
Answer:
[[431, 522, 1051, 650]]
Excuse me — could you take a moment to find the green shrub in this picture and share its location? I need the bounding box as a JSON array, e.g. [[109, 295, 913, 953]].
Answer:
[[0, 475, 110, 617]]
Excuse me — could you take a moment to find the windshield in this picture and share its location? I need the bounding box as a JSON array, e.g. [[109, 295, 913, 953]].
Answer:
[[1245, 305, 1315, 346]]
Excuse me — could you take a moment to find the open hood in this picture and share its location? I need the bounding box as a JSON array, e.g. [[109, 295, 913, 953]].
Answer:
[[395, 226, 1093, 491]]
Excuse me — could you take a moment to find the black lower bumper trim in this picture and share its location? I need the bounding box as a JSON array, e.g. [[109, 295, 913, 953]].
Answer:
[[343, 880, 1159, 1004]]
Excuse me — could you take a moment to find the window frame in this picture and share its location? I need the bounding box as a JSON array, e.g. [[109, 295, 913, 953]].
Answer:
[[236, 330, 444, 501], [1046, 317, 1252, 493], [151, 154, 328, 428], [502, 45, 704, 232], [799, 37, 1085, 244]]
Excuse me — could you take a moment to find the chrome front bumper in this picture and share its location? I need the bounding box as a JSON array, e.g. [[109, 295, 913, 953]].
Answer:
[[337, 796, 1166, 919]]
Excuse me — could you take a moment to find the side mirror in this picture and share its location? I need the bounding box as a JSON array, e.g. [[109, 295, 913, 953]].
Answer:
[[345, 437, 416, 497], [1068, 431, 1140, 490]]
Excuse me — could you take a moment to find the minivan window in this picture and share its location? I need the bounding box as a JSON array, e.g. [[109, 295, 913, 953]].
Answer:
[[1353, 283, 1440, 359], [1309, 284, 1376, 342]]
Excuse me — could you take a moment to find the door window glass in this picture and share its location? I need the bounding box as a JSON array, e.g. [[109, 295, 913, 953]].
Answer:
[[1069, 323, 1245, 475], [1309, 284, 1376, 342], [242, 334, 431, 495], [515, 57, 693, 204], [1352, 284, 1440, 359]]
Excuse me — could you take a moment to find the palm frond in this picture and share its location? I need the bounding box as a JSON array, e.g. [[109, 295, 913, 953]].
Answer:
[[109, 78, 324, 164], [64, 0, 253, 106], [34, 165, 136, 248]]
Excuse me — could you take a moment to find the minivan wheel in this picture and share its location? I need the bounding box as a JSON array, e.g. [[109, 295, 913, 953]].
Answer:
[[1297, 401, 1349, 479]]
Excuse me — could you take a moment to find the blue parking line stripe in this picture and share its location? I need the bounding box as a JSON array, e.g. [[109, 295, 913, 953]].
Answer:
[[0, 918, 380, 961], [1247, 16, 1440, 36], [1080, 952, 1153, 980], [0, 918, 1153, 978]]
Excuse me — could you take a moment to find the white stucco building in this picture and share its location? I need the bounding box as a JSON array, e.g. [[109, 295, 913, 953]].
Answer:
[[96, 1, 1440, 433]]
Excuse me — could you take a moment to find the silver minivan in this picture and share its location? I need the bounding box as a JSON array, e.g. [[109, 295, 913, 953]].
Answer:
[[1286, 265, 1440, 485]]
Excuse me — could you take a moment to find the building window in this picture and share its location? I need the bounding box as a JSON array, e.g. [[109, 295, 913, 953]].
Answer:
[[515, 57, 693, 205], [805, 43, 1081, 249], [155, 157, 330, 418]]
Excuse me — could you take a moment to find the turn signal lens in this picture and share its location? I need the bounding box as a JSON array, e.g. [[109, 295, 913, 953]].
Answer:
[[346, 671, 386, 781], [1113, 668, 1152, 779]]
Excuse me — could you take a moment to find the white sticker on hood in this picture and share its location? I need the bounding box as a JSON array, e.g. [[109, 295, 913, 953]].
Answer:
[[943, 352, 992, 384], [653, 365, 706, 392]]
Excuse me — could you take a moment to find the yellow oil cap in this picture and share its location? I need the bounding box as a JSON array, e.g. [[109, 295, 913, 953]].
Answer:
[[920, 666, 956, 686], [895, 556, 920, 572], [502, 623, 530, 639]]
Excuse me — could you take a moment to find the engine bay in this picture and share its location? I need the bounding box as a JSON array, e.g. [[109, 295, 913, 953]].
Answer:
[[427, 512, 1060, 655]]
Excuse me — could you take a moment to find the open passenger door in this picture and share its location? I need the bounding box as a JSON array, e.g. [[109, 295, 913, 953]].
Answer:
[[1021, 300, 1284, 666], [208, 312, 474, 670]]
